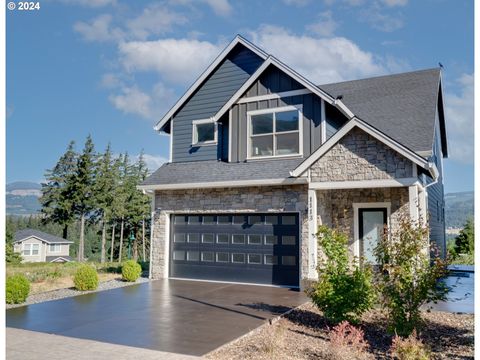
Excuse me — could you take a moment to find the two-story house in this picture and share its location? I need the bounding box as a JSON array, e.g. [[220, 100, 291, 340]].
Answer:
[[14, 229, 73, 263], [139, 35, 447, 289]]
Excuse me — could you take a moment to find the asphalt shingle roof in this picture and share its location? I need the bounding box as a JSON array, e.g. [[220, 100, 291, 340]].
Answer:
[[46, 256, 72, 262], [318, 68, 441, 154], [14, 229, 73, 244], [142, 158, 303, 186], [142, 68, 442, 187]]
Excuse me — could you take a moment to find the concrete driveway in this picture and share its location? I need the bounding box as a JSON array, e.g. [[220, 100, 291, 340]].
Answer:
[[6, 279, 307, 356]]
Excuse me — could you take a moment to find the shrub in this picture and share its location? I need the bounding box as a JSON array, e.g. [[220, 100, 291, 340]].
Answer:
[[375, 216, 449, 336], [307, 225, 376, 323], [390, 331, 430, 360], [329, 321, 369, 354], [6, 242, 23, 264], [6, 274, 30, 304], [73, 264, 98, 291], [122, 260, 142, 282]]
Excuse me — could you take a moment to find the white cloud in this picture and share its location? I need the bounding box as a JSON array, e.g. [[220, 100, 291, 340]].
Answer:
[[306, 11, 338, 37], [59, 0, 116, 7], [283, 0, 310, 6], [109, 86, 152, 119], [73, 14, 124, 42], [445, 73, 474, 163], [140, 154, 168, 171], [360, 8, 404, 32], [203, 0, 232, 16], [100, 73, 123, 89], [118, 38, 222, 84], [126, 4, 188, 40], [250, 25, 388, 83], [380, 0, 408, 7]]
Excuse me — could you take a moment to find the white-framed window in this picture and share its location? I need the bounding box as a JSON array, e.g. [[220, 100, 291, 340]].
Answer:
[[49, 244, 61, 253], [247, 105, 303, 159], [23, 243, 39, 256], [192, 119, 217, 145]]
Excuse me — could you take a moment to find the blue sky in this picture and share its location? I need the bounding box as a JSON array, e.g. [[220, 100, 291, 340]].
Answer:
[[6, 0, 473, 193]]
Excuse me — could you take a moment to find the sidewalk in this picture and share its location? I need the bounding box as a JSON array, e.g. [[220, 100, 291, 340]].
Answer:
[[6, 328, 201, 360]]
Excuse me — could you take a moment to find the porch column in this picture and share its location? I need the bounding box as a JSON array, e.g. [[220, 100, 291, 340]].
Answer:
[[308, 188, 318, 279], [408, 185, 419, 222], [417, 185, 427, 225]]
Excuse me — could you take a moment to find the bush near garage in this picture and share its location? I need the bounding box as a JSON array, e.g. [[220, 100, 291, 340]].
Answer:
[[73, 264, 99, 291], [6, 274, 30, 304], [122, 260, 142, 282]]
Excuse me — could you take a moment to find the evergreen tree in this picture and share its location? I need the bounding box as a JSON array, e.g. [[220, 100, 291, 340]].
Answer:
[[40, 141, 77, 239], [69, 135, 97, 261], [94, 144, 116, 263], [455, 218, 474, 254]]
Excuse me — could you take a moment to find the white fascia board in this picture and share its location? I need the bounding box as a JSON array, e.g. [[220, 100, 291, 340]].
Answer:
[[309, 178, 419, 190], [14, 235, 73, 244], [212, 58, 273, 122], [291, 117, 430, 177], [154, 35, 268, 132], [212, 56, 354, 122], [137, 177, 308, 191]]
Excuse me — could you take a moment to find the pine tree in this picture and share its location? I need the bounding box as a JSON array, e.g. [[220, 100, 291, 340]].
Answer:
[[40, 141, 77, 239], [94, 144, 116, 263], [69, 135, 97, 262], [124, 151, 151, 261]]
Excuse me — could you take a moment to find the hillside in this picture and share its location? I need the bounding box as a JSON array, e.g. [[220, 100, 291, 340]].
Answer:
[[6, 182, 42, 215], [445, 191, 474, 229]]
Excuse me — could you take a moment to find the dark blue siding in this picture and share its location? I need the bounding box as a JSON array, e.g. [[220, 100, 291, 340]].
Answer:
[[172, 45, 263, 162], [325, 103, 347, 139], [427, 109, 446, 257]]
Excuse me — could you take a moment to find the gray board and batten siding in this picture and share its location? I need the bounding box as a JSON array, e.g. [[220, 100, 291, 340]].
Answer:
[[230, 66, 347, 163], [171, 44, 264, 163]]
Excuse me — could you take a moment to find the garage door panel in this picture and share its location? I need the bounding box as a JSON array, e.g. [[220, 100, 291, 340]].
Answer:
[[170, 213, 300, 287]]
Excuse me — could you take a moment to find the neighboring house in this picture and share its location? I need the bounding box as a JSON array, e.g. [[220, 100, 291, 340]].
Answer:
[[139, 35, 447, 289], [13, 229, 73, 263]]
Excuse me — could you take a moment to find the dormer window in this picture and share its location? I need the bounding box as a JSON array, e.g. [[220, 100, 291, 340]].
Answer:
[[192, 119, 217, 146], [247, 105, 303, 159]]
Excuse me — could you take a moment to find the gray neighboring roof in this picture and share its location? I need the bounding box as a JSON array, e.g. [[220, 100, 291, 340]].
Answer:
[[46, 256, 72, 262], [14, 229, 74, 244], [141, 158, 304, 187], [318, 68, 444, 155]]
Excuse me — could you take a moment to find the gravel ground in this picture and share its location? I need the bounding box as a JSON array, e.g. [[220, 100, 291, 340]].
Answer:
[[6, 277, 151, 309], [207, 302, 474, 360]]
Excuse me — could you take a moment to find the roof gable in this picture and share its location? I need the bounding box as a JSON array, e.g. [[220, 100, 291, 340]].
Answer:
[[154, 35, 267, 132], [14, 229, 73, 244], [291, 117, 435, 178]]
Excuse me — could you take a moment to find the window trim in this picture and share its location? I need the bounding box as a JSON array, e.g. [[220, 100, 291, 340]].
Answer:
[[22, 243, 39, 256], [49, 244, 61, 253], [192, 118, 218, 146], [246, 105, 303, 160]]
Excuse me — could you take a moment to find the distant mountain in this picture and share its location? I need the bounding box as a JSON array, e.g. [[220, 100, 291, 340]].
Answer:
[[445, 191, 474, 229], [6, 182, 42, 215]]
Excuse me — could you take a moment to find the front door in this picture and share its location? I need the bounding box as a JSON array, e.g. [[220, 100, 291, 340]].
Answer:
[[358, 208, 387, 264]]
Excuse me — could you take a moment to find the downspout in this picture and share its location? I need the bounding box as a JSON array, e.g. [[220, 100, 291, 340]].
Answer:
[[424, 162, 440, 189]]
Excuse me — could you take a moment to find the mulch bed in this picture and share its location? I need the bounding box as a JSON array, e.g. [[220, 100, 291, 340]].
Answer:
[[207, 302, 474, 360]]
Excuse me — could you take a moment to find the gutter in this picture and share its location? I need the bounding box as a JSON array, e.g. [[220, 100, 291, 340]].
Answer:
[[424, 162, 440, 189]]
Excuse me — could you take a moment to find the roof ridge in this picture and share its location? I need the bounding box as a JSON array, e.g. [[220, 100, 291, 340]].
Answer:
[[318, 67, 441, 88]]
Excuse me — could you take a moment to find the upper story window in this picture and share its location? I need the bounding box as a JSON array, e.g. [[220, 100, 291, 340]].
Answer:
[[192, 119, 217, 146], [23, 243, 39, 256], [248, 105, 302, 159], [49, 244, 61, 253]]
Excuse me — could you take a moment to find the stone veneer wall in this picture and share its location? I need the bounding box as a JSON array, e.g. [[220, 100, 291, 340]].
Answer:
[[317, 187, 410, 257], [151, 185, 309, 281], [310, 127, 414, 182]]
